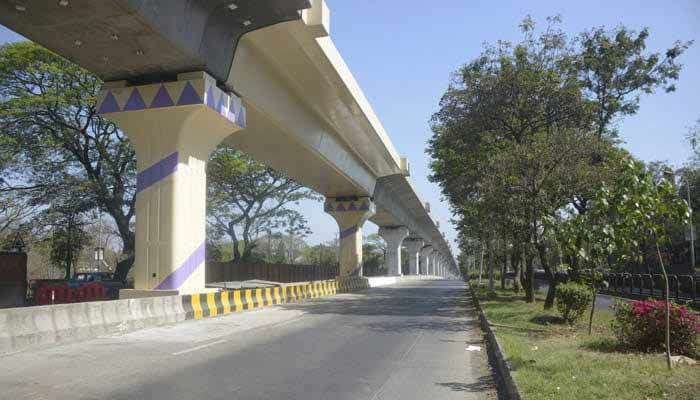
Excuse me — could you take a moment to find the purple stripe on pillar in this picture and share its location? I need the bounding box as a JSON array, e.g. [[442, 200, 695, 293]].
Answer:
[[339, 225, 359, 240], [136, 152, 179, 194], [154, 242, 206, 290]]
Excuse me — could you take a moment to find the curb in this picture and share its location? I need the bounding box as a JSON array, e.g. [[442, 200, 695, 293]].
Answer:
[[468, 283, 522, 400]]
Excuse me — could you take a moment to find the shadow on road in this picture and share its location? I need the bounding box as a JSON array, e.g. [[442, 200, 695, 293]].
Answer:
[[277, 281, 480, 333], [436, 374, 497, 393]]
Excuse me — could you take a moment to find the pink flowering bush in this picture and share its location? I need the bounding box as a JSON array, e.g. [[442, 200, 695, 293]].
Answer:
[[612, 299, 698, 356]]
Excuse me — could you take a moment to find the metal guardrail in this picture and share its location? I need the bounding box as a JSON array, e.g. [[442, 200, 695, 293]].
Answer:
[[602, 273, 698, 305]]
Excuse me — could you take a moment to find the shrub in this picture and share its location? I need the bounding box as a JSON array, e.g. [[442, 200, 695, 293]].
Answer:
[[556, 282, 593, 324], [612, 299, 699, 356]]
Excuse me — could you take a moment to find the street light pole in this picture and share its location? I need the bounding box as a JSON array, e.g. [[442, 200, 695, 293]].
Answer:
[[686, 173, 695, 270], [672, 167, 696, 272]]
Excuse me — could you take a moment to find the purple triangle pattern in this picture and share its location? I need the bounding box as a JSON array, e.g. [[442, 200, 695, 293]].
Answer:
[[347, 202, 357, 211], [98, 91, 120, 114], [177, 82, 202, 105], [150, 85, 174, 108], [359, 202, 370, 211], [335, 203, 346, 212], [123, 88, 147, 111]]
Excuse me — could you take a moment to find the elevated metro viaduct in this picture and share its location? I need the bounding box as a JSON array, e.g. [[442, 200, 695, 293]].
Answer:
[[0, 0, 459, 293]]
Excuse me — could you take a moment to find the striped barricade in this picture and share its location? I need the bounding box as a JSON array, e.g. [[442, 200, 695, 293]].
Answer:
[[181, 279, 350, 320]]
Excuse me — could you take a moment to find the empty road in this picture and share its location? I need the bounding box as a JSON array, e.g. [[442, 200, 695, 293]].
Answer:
[[0, 280, 497, 400]]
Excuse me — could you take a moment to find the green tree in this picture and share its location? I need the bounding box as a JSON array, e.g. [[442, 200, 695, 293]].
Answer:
[[301, 239, 339, 268], [0, 42, 136, 278], [570, 29, 692, 215], [558, 158, 689, 368], [362, 234, 386, 276], [428, 17, 601, 305], [206, 145, 320, 262], [576, 27, 692, 138]]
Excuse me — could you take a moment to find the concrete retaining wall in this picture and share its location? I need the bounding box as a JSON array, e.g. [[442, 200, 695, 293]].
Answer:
[[0, 277, 371, 356], [0, 295, 186, 356], [0, 275, 441, 355]]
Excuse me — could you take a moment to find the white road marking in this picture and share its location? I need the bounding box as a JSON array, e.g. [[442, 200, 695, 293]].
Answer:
[[170, 316, 304, 356], [172, 339, 227, 356], [398, 332, 423, 362]]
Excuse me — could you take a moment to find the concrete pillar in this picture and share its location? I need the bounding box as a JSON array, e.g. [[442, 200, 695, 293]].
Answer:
[[420, 246, 433, 275], [403, 238, 424, 275], [325, 197, 376, 277], [378, 226, 409, 276], [98, 72, 245, 294]]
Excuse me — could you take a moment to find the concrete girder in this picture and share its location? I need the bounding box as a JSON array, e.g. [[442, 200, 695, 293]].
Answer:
[[227, 12, 405, 194], [0, 0, 460, 286], [0, 0, 311, 84]]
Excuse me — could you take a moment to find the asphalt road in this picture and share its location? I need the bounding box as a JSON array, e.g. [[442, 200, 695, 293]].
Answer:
[[0, 280, 498, 400]]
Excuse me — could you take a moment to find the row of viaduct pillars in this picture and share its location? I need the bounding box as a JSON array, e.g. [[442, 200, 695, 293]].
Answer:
[[98, 72, 450, 295], [325, 198, 450, 279]]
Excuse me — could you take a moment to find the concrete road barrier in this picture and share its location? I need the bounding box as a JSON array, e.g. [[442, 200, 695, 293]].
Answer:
[[0, 295, 187, 356], [0, 276, 438, 355], [0, 278, 367, 355]]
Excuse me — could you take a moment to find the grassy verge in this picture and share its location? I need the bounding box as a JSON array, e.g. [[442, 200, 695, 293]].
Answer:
[[472, 282, 699, 400]]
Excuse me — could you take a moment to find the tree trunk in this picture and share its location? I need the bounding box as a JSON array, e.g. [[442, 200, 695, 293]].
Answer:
[[520, 251, 529, 294], [525, 252, 535, 303], [537, 242, 556, 310], [478, 244, 485, 285], [112, 210, 135, 253], [487, 239, 495, 292], [588, 285, 597, 334], [511, 248, 521, 293], [500, 238, 507, 289], [111, 214, 135, 282], [228, 225, 241, 262]]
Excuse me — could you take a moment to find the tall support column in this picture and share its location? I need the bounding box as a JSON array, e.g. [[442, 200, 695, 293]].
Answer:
[[420, 246, 433, 275], [98, 72, 246, 294], [378, 227, 409, 276], [325, 197, 376, 277], [404, 238, 424, 275]]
